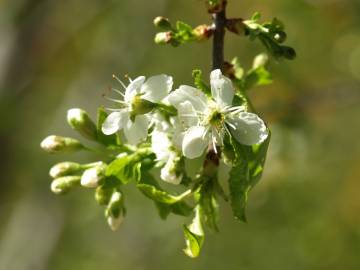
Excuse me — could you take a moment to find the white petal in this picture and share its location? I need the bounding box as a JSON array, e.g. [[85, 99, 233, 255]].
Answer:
[[151, 130, 172, 161], [124, 115, 149, 144], [210, 69, 234, 107], [124, 76, 146, 102], [177, 101, 199, 127], [141, 74, 173, 102], [228, 112, 268, 145], [167, 85, 208, 111], [182, 126, 209, 159], [102, 110, 129, 135]]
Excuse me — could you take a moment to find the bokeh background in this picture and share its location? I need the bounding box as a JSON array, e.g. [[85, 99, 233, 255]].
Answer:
[[0, 0, 360, 269]]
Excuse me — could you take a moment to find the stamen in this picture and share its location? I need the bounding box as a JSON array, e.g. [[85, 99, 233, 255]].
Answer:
[[112, 88, 125, 97], [112, 74, 127, 90], [105, 107, 122, 112], [227, 122, 237, 130], [124, 74, 132, 82], [103, 95, 127, 105]]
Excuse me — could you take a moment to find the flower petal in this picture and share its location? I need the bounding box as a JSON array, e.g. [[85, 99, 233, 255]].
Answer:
[[227, 112, 268, 145], [182, 126, 209, 159], [124, 76, 146, 102], [141, 74, 173, 102], [101, 111, 129, 135], [151, 130, 172, 161], [177, 101, 199, 127], [124, 115, 149, 144], [210, 69, 234, 107], [167, 85, 208, 111]]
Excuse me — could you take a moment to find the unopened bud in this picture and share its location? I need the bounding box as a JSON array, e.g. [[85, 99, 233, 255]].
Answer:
[[252, 53, 269, 69], [154, 32, 172, 44], [153, 16, 172, 30], [282, 46, 296, 60], [50, 162, 82, 178], [51, 176, 81, 195], [41, 135, 83, 154], [95, 185, 114, 205], [274, 31, 287, 43], [105, 191, 125, 231], [226, 18, 245, 35], [80, 163, 106, 188], [67, 108, 97, 141], [192, 24, 214, 41], [160, 155, 182, 185]]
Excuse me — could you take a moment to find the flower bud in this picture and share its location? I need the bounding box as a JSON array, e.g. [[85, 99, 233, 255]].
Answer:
[[67, 108, 97, 141], [153, 16, 172, 30], [192, 24, 214, 41], [274, 31, 287, 43], [130, 95, 156, 115], [51, 176, 81, 195], [105, 191, 125, 231], [49, 162, 82, 178], [252, 53, 269, 69], [154, 32, 172, 45], [226, 18, 245, 35], [95, 185, 114, 205], [41, 135, 83, 154], [81, 163, 106, 188], [282, 46, 296, 60], [160, 155, 182, 185]]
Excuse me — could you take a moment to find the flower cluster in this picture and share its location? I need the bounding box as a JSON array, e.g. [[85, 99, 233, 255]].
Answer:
[[101, 69, 268, 183], [40, 69, 270, 256]]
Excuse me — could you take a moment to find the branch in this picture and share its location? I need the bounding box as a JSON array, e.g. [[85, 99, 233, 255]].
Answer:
[[212, 1, 227, 71]]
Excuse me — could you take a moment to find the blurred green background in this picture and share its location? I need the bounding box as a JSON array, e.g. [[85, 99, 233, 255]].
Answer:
[[0, 0, 360, 269]]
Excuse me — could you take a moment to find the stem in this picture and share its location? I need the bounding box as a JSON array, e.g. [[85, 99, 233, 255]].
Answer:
[[212, 1, 227, 71], [203, 1, 228, 171]]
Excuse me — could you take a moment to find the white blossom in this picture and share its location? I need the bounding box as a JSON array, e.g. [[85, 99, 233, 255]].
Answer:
[[167, 69, 268, 159], [102, 74, 173, 145]]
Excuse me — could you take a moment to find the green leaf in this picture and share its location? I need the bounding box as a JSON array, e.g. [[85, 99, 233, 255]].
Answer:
[[199, 180, 220, 232], [244, 66, 272, 90], [106, 154, 142, 184], [96, 107, 120, 146], [183, 206, 204, 258], [139, 172, 193, 219], [227, 132, 271, 222], [137, 184, 191, 204], [251, 12, 261, 22], [192, 69, 211, 95]]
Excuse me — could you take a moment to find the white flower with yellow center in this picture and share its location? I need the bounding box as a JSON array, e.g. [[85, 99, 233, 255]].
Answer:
[[167, 69, 268, 159], [102, 74, 173, 144]]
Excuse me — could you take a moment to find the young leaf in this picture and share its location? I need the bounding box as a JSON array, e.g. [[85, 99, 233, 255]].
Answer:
[[192, 69, 211, 95], [199, 180, 220, 232], [106, 154, 142, 184], [136, 184, 191, 204], [139, 172, 193, 219], [227, 132, 271, 222], [183, 206, 204, 258]]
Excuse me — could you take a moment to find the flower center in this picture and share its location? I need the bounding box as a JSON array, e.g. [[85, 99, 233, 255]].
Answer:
[[204, 105, 225, 130]]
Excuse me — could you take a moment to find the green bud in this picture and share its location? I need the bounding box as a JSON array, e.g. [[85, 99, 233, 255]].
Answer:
[[252, 53, 269, 69], [130, 95, 156, 115], [153, 16, 172, 30], [226, 19, 245, 35], [49, 162, 82, 178], [40, 135, 83, 154], [80, 163, 107, 188], [95, 185, 114, 206], [51, 176, 81, 195], [67, 108, 97, 141], [282, 46, 296, 60], [154, 32, 172, 44], [274, 31, 286, 43]]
